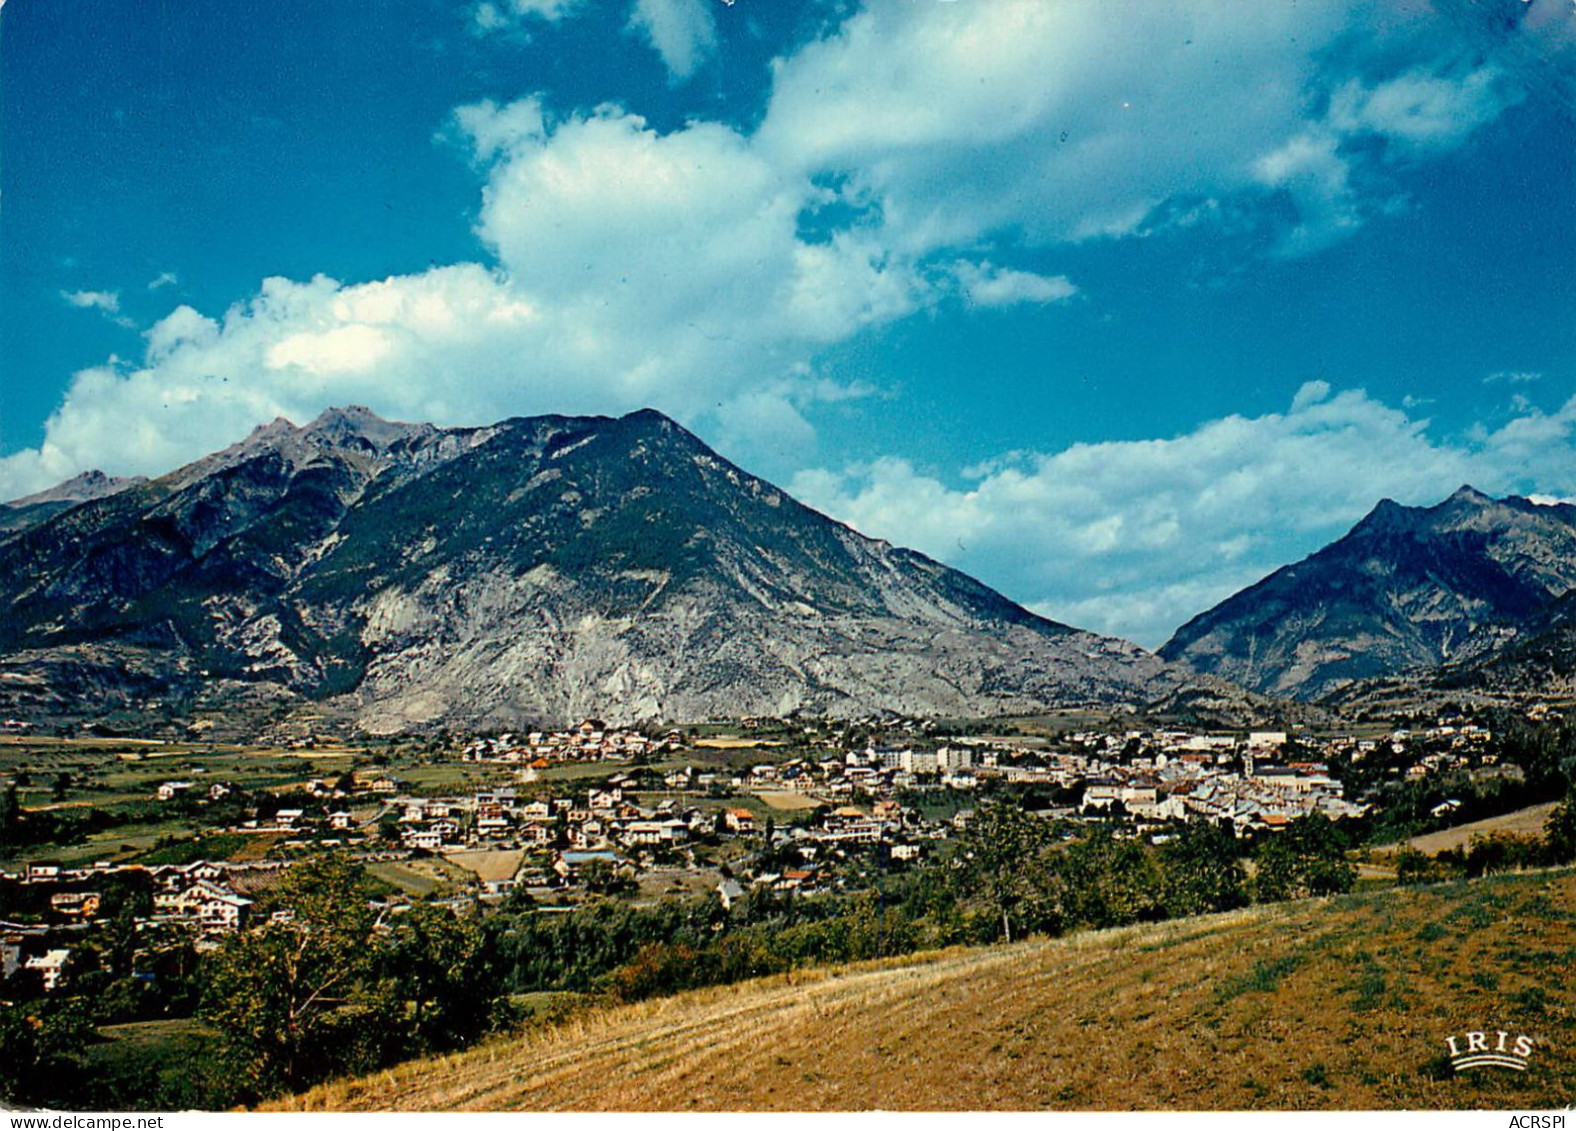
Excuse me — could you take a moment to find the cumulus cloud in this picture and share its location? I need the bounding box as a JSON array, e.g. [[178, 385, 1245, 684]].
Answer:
[[756, 0, 1524, 258], [464, 101, 924, 353], [627, 0, 718, 81], [791, 385, 1576, 649], [0, 96, 920, 498], [4, 0, 1549, 512]]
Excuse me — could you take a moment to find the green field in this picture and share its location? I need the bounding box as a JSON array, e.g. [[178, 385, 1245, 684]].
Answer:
[[0, 737, 363, 869], [82, 1019, 215, 1110], [367, 856, 477, 898]]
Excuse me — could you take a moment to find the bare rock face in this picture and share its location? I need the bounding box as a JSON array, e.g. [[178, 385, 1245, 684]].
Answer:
[[1160, 486, 1576, 701], [0, 406, 1199, 731]]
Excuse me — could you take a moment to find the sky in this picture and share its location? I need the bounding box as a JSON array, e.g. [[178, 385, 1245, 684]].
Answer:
[[2, 0, 1575, 649]]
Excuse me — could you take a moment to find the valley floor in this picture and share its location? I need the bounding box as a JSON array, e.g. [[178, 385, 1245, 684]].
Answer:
[[273, 869, 1575, 1112]]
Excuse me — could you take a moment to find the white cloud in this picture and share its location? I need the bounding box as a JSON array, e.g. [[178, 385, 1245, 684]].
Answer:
[[62, 289, 121, 313], [1484, 370, 1542, 385], [792, 384, 1576, 649], [6, 0, 1550, 525], [461, 99, 927, 398], [144, 304, 219, 363], [266, 324, 395, 376], [627, 0, 718, 82], [951, 261, 1076, 309], [61, 289, 136, 330], [472, 0, 581, 33], [147, 271, 179, 291], [1289, 379, 1333, 412], [756, 0, 1522, 257], [451, 97, 545, 163], [1328, 66, 1517, 153]]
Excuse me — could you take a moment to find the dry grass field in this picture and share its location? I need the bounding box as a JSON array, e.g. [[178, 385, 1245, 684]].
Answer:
[[1374, 803, 1560, 857], [443, 849, 526, 885], [273, 868, 1575, 1112], [754, 790, 821, 811]]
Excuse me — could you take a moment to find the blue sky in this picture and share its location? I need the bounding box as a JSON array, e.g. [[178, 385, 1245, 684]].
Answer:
[[2, 0, 1574, 647]]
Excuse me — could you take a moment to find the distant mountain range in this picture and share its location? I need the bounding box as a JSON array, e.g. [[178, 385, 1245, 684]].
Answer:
[[0, 470, 149, 536], [0, 406, 1220, 733], [1161, 485, 1576, 700]]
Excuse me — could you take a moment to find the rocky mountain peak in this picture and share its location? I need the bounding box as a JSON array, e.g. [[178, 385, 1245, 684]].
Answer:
[[4, 469, 148, 509], [1161, 486, 1576, 700], [1445, 483, 1493, 506], [300, 404, 419, 450]]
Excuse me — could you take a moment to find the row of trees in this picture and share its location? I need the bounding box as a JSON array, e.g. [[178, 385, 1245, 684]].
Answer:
[[949, 806, 1354, 943], [1393, 780, 1576, 883]]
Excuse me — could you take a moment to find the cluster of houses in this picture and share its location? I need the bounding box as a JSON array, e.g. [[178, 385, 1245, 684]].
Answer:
[[397, 725, 1395, 884], [1073, 755, 1368, 833], [397, 779, 696, 858], [463, 720, 681, 766], [3, 858, 288, 936], [1, 858, 297, 994]]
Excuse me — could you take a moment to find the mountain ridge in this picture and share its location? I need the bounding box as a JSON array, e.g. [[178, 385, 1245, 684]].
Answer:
[[0, 406, 1214, 733], [1160, 485, 1576, 700]]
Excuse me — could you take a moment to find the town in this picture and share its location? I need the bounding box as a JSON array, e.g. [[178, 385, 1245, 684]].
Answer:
[[2, 700, 1573, 1112], [0, 709, 1526, 980]]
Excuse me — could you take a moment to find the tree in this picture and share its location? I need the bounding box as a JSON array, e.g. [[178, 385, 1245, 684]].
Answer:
[[1545, 783, 1576, 865], [380, 904, 500, 1052], [0, 782, 20, 846], [1251, 815, 1355, 903], [1054, 824, 1163, 929], [0, 1000, 94, 1107], [200, 855, 398, 1099], [51, 772, 71, 802], [950, 801, 1057, 942], [1159, 820, 1247, 917], [580, 858, 635, 896], [1394, 848, 1434, 886]]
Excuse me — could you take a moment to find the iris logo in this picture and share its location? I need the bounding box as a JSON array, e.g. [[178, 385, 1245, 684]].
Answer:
[[1444, 1029, 1536, 1072]]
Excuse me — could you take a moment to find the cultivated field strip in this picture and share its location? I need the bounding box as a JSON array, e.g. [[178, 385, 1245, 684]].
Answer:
[[275, 870, 1576, 1111]]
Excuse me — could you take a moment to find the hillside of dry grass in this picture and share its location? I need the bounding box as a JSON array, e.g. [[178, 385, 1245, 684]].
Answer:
[[1373, 801, 1561, 856], [273, 869, 1575, 1112]]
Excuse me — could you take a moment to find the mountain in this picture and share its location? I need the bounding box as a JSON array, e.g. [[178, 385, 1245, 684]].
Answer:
[[1160, 485, 1576, 700], [0, 469, 148, 535], [1420, 585, 1576, 698], [0, 406, 1197, 733]]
